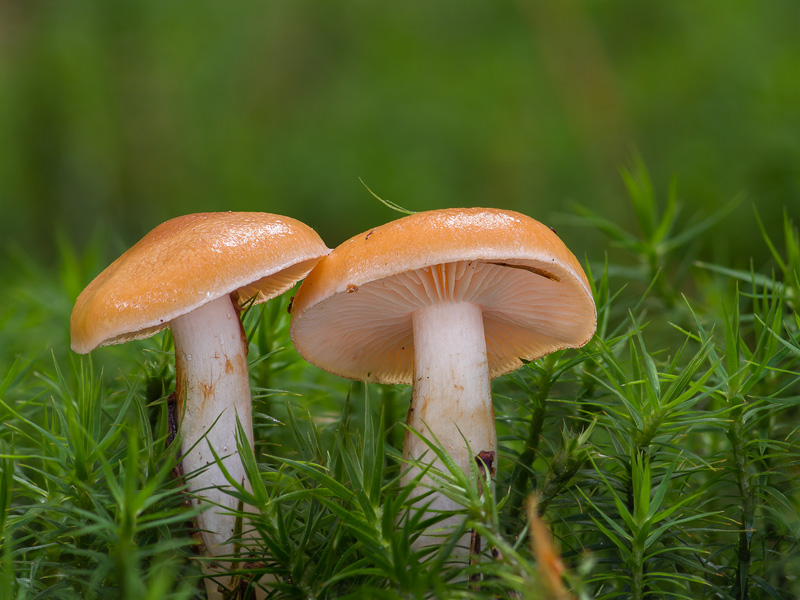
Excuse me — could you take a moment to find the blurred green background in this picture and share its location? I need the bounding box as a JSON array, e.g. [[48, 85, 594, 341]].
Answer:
[[1, 0, 798, 277]]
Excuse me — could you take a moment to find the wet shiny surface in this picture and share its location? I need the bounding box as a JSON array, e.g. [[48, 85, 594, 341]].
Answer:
[[71, 212, 330, 353]]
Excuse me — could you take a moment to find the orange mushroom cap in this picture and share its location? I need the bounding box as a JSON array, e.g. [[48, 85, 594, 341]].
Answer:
[[71, 212, 330, 354], [290, 207, 597, 384]]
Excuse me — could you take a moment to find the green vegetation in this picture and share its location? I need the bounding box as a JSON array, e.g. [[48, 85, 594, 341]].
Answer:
[[1, 2, 798, 597], [1, 164, 798, 598], [2, 2, 800, 270]]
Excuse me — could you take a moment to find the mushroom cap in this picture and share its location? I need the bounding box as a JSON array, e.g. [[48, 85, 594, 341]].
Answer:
[[290, 207, 597, 384], [71, 212, 330, 354]]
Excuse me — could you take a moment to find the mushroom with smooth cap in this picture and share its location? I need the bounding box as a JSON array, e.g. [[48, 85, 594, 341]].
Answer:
[[70, 212, 330, 598], [289, 207, 596, 553]]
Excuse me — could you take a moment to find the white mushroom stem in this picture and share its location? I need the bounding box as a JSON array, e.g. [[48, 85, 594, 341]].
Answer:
[[402, 301, 496, 555], [171, 294, 257, 599]]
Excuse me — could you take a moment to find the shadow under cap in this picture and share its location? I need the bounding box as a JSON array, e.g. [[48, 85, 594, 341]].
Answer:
[[290, 207, 597, 384]]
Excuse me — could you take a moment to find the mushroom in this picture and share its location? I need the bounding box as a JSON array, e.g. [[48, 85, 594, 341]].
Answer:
[[289, 207, 595, 554], [70, 212, 329, 598]]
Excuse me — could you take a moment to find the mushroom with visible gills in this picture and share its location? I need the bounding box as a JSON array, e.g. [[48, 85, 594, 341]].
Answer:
[[70, 212, 330, 598], [289, 207, 596, 554]]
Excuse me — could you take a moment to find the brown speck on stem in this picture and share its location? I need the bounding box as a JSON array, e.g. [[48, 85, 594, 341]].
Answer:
[[476, 450, 496, 479]]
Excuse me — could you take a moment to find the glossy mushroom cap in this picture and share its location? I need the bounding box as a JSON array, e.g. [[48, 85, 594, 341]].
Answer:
[[71, 212, 330, 353], [290, 207, 597, 384]]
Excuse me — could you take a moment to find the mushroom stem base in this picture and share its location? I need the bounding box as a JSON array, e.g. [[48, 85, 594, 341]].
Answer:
[[172, 294, 259, 599], [402, 301, 496, 557]]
